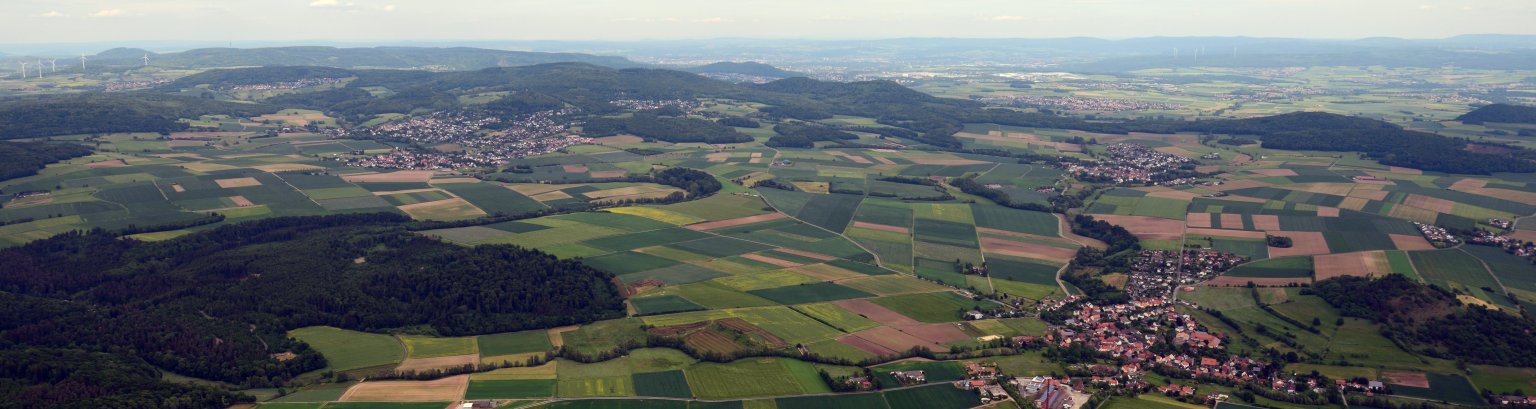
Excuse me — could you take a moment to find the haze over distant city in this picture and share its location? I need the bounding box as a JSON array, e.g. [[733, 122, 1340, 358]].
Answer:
[[4, 0, 1536, 44]]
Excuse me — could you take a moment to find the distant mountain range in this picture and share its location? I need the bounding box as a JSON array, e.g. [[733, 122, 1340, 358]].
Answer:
[[683, 61, 805, 79], [87, 46, 644, 70]]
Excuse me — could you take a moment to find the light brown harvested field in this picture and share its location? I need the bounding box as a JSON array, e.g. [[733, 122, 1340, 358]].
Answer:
[[1195, 165, 1221, 173], [85, 159, 128, 168], [215, 177, 262, 188], [1461, 187, 1536, 204], [751, 152, 763, 158], [1389, 234, 1437, 251], [229, 196, 255, 207], [1348, 188, 1390, 201], [1208, 178, 1273, 192], [1383, 371, 1431, 388], [1154, 146, 1197, 157], [590, 170, 628, 179], [1514, 230, 1536, 243], [900, 324, 970, 344], [748, 157, 764, 164], [508, 184, 574, 196], [430, 177, 482, 185], [339, 375, 468, 402], [853, 221, 909, 234], [344, 170, 436, 183], [397, 198, 488, 221], [773, 248, 837, 261], [1284, 183, 1356, 196], [1056, 143, 1083, 152], [1056, 215, 1109, 249], [593, 135, 644, 145], [705, 152, 732, 162], [842, 327, 949, 354], [685, 213, 787, 231], [1249, 168, 1299, 177], [1448, 178, 1488, 190], [395, 354, 479, 373], [1204, 276, 1311, 287], [1187, 228, 1268, 240], [740, 253, 802, 268], [220, 153, 271, 159], [908, 158, 990, 166], [871, 156, 898, 165], [980, 237, 1076, 263], [834, 299, 921, 327], [1315, 251, 1391, 280], [1316, 207, 1341, 217], [167, 140, 208, 148], [1144, 189, 1200, 201], [376, 188, 449, 196], [169, 131, 249, 139], [561, 164, 590, 173], [1389, 205, 1440, 224], [1387, 167, 1424, 175], [1264, 231, 1329, 257], [843, 155, 873, 164], [1206, 194, 1269, 204], [530, 190, 574, 202], [182, 162, 241, 172], [1185, 213, 1214, 228], [1232, 154, 1253, 164], [170, 184, 187, 193], [253, 163, 325, 173], [1338, 197, 1371, 211], [431, 143, 463, 152], [1219, 213, 1245, 229], [547, 326, 577, 348], [836, 334, 899, 356], [1087, 215, 1185, 241], [1403, 194, 1456, 213], [584, 186, 671, 199], [788, 264, 865, 281], [1251, 215, 1282, 231]]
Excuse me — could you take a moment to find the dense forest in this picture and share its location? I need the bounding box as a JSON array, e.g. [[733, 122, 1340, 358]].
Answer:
[[0, 213, 626, 399], [0, 141, 93, 183], [1311, 275, 1536, 367], [0, 93, 276, 139], [1456, 103, 1536, 125], [582, 112, 752, 144], [0, 347, 247, 409]]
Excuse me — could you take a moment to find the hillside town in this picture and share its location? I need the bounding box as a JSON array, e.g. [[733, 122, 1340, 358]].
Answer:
[[1125, 250, 1248, 299], [1063, 143, 1198, 186], [330, 109, 589, 170]]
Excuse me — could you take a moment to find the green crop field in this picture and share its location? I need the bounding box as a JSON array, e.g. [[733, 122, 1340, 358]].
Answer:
[[632, 295, 706, 315], [746, 282, 874, 304], [288, 326, 404, 372], [1391, 373, 1483, 406], [323, 403, 454, 409], [685, 358, 811, 399], [791, 303, 880, 332], [632, 370, 692, 398], [477, 330, 553, 358], [1410, 249, 1507, 307], [544, 400, 688, 409], [464, 379, 556, 399], [1225, 257, 1314, 278], [869, 292, 981, 323], [882, 384, 982, 409], [400, 335, 477, 358]]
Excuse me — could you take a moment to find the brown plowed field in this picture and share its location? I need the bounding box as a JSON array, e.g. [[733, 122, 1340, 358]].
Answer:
[[835, 299, 920, 326], [685, 213, 786, 231], [1087, 215, 1185, 241], [1266, 232, 1330, 258], [1315, 251, 1391, 280], [1389, 234, 1437, 251], [741, 253, 802, 268], [980, 237, 1076, 263], [339, 375, 468, 402], [1185, 213, 1213, 228]]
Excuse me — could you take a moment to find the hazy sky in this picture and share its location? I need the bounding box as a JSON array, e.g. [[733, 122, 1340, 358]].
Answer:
[[4, 0, 1535, 44]]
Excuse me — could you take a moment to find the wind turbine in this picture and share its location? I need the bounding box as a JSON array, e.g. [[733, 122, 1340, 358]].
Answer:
[[141, 53, 149, 67], [36, 60, 44, 78], [18, 62, 27, 78], [47, 59, 57, 73], [80, 53, 87, 73]]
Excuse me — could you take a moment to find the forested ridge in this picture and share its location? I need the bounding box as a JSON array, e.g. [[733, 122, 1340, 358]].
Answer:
[[1456, 103, 1536, 125], [0, 141, 93, 183], [0, 213, 626, 406], [0, 93, 276, 139], [1311, 275, 1536, 367]]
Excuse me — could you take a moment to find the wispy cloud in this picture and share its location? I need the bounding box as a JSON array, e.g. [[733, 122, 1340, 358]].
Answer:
[[91, 9, 127, 17], [309, 0, 341, 7], [987, 15, 1029, 21], [690, 17, 730, 23], [382, 4, 396, 12], [37, 10, 68, 18]]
